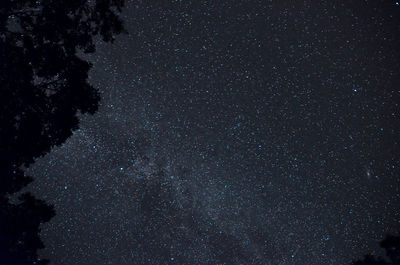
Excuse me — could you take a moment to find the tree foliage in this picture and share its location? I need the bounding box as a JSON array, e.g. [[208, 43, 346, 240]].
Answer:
[[0, 1, 125, 264], [352, 235, 400, 265]]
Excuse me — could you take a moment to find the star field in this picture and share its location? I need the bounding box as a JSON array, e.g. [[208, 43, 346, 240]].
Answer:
[[24, 1, 400, 264]]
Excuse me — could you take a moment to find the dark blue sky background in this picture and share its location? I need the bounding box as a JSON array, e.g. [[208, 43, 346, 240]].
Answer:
[[26, 1, 399, 264]]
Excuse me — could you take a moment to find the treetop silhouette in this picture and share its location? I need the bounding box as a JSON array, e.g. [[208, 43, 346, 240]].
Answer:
[[352, 235, 400, 265], [0, 1, 126, 264]]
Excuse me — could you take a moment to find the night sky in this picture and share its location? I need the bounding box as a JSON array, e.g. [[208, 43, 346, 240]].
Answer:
[[23, 1, 400, 264]]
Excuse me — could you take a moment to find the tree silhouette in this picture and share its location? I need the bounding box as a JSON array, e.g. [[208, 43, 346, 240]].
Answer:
[[0, 1, 126, 264], [352, 235, 400, 265]]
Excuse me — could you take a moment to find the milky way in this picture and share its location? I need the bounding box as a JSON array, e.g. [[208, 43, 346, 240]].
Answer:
[[25, 1, 399, 264]]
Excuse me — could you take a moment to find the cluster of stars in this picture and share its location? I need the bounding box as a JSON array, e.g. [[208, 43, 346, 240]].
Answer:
[[23, 1, 400, 265]]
